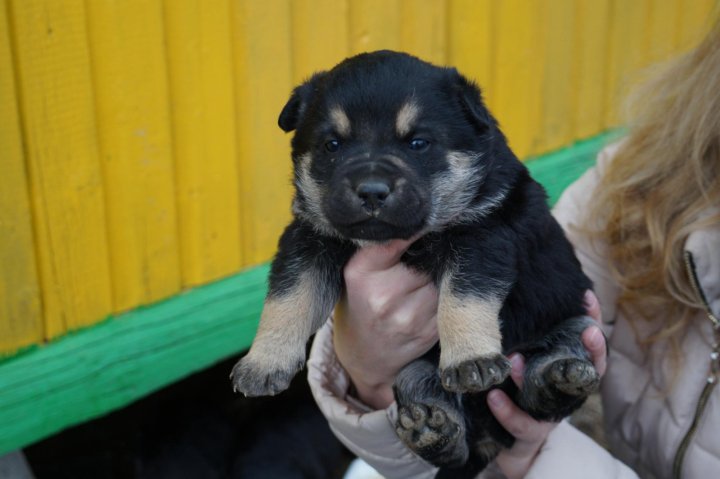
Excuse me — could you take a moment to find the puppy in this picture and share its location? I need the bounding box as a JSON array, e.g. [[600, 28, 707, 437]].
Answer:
[[231, 51, 599, 478]]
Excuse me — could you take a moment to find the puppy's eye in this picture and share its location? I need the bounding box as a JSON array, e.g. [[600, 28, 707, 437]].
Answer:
[[325, 140, 341, 152], [409, 138, 430, 151]]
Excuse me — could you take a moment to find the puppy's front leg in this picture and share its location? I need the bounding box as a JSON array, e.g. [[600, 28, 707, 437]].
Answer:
[[231, 220, 355, 396], [437, 238, 515, 393]]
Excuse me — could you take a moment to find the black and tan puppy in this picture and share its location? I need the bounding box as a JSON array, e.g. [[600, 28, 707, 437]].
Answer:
[[231, 51, 599, 478]]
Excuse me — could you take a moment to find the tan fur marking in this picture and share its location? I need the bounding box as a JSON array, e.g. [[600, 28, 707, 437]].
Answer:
[[295, 153, 338, 236], [247, 272, 320, 369], [437, 272, 503, 370], [396, 101, 421, 137], [329, 106, 351, 136]]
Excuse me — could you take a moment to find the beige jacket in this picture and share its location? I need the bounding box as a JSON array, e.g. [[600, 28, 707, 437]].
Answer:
[[307, 145, 720, 478]]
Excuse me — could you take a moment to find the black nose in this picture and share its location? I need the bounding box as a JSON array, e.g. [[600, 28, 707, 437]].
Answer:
[[356, 180, 392, 211]]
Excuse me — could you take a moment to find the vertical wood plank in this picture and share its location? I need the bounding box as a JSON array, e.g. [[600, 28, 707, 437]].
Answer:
[[231, 0, 294, 267], [447, 0, 494, 109], [573, 0, 610, 139], [399, 0, 447, 65], [85, 0, 180, 312], [8, 0, 112, 338], [646, 0, 679, 64], [291, 0, 349, 84], [604, 0, 650, 126], [537, 0, 576, 154], [676, 0, 716, 51], [349, 0, 401, 54], [163, 0, 242, 287], [0, 0, 43, 353], [492, 0, 544, 158]]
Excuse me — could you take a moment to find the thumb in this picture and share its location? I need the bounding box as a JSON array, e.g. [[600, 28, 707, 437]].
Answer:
[[346, 239, 415, 273]]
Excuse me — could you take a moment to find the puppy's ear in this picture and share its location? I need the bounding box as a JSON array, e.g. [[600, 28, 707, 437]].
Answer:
[[452, 72, 493, 133], [278, 72, 325, 133]]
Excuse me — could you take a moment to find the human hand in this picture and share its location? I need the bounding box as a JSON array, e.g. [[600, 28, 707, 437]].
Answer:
[[334, 239, 439, 410], [489, 290, 606, 479]]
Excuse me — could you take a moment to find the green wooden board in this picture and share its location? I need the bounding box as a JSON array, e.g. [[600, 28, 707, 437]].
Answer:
[[0, 131, 618, 455], [0, 264, 268, 455]]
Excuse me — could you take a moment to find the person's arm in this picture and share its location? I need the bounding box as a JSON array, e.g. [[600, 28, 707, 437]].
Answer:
[[307, 240, 439, 478], [308, 319, 437, 479], [332, 239, 439, 410]]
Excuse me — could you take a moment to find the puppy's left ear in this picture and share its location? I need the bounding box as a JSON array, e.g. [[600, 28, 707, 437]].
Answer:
[[278, 72, 325, 133], [452, 72, 493, 133]]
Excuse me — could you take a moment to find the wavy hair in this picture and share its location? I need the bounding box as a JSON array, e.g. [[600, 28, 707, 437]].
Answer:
[[589, 19, 720, 347]]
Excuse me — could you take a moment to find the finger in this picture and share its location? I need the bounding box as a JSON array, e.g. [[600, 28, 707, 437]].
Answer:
[[583, 290, 602, 323], [345, 263, 432, 318], [582, 325, 607, 376], [508, 353, 525, 388], [390, 282, 439, 334], [487, 389, 547, 443], [346, 239, 415, 273], [372, 262, 433, 293]]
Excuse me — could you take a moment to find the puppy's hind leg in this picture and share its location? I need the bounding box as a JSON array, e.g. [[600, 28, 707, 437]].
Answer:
[[518, 315, 602, 421], [231, 220, 355, 397], [394, 358, 469, 468]]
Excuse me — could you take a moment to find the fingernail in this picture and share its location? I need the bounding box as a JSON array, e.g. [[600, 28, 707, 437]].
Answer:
[[583, 290, 596, 308], [488, 390, 505, 408], [509, 353, 524, 371], [587, 326, 602, 348]]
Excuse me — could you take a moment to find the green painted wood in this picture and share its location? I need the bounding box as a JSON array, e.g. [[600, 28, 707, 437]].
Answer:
[[0, 264, 268, 455], [0, 130, 618, 455], [527, 130, 621, 205]]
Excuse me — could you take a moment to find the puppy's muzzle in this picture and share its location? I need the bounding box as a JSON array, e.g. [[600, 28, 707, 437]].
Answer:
[[343, 157, 402, 215], [323, 156, 428, 240]]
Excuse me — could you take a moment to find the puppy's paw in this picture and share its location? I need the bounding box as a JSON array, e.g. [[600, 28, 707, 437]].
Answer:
[[440, 354, 511, 393], [396, 400, 468, 467], [544, 358, 599, 396], [230, 355, 303, 397], [522, 357, 599, 420]]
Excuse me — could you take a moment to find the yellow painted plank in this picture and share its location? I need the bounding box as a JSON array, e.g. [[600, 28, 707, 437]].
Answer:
[[8, 0, 112, 338], [0, 0, 43, 353], [85, 0, 181, 312], [604, 0, 650, 126], [291, 0, 349, 83], [447, 0, 494, 109], [676, 0, 716, 51], [164, 0, 242, 287], [399, 0, 447, 65], [574, 0, 610, 139], [646, 0, 679, 64], [492, 0, 544, 158], [231, 0, 294, 267], [537, 0, 576, 154], [349, 0, 401, 54]]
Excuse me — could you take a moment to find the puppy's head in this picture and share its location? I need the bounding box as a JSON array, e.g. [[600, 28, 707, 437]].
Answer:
[[280, 51, 503, 242]]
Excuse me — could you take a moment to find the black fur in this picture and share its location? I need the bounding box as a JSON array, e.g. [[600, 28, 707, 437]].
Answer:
[[231, 51, 597, 478]]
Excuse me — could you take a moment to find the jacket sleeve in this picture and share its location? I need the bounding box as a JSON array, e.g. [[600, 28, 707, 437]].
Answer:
[[307, 319, 438, 479], [524, 422, 638, 479]]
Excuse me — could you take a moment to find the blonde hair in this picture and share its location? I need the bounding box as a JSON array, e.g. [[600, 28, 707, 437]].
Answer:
[[590, 19, 720, 346]]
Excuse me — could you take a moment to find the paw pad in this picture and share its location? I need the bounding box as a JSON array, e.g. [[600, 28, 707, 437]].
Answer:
[[441, 354, 511, 393]]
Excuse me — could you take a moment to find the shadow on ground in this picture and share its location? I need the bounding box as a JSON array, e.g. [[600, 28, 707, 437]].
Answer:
[[24, 353, 354, 479]]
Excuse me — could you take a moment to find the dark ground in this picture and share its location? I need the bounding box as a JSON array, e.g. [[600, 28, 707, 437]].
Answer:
[[23, 354, 355, 479]]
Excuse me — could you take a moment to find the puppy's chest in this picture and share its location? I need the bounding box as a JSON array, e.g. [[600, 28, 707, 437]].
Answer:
[[399, 233, 455, 281]]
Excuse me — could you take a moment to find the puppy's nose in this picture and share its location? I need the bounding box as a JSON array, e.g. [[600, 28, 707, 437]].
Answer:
[[356, 180, 392, 211]]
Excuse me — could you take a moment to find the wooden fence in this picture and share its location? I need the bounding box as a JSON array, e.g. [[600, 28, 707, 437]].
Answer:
[[1, 0, 716, 354]]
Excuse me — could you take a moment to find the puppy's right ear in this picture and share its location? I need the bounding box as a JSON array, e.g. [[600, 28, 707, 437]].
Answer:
[[278, 72, 325, 133]]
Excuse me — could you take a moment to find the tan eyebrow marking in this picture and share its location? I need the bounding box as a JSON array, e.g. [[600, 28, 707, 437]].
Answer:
[[329, 106, 351, 136], [396, 101, 421, 137]]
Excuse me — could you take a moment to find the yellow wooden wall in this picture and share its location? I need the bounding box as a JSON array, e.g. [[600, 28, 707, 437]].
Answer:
[[1, 0, 716, 354]]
